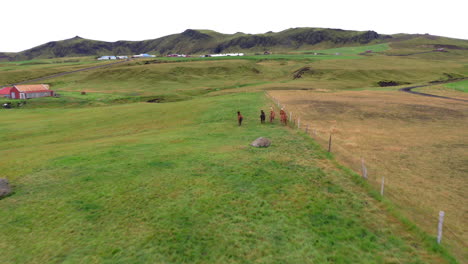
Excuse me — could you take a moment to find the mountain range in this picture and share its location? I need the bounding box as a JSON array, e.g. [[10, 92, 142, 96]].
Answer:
[[1, 27, 466, 61]]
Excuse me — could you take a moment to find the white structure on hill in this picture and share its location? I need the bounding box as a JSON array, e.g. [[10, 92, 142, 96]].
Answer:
[[208, 53, 244, 57], [97, 56, 128, 60], [132, 54, 156, 58]]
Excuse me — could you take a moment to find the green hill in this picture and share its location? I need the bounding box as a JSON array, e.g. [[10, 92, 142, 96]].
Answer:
[[2, 28, 393, 61], [3, 28, 467, 61]]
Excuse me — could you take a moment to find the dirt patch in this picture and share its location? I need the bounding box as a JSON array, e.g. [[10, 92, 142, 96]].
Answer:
[[292, 100, 357, 115], [402, 104, 464, 119]]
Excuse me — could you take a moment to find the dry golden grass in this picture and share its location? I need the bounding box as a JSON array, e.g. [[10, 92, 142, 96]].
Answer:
[[268, 89, 468, 261]]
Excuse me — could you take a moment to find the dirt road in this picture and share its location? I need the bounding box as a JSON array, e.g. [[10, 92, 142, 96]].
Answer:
[[399, 78, 468, 102]]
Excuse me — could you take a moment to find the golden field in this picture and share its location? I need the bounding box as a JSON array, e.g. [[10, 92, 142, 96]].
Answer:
[[268, 88, 468, 260]]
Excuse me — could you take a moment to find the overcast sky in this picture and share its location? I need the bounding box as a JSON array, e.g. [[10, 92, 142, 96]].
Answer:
[[2, 0, 466, 52]]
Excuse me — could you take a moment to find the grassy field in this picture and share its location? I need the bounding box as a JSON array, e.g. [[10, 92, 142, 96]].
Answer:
[[0, 57, 115, 86], [292, 44, 390, 55], [0, 92, 453, 263], [444, 79, 468, 92], [2, 48, 464, 109], [1, 43, 467, 263], [155, 53, 361, 62], [268, 89, 468, 262]]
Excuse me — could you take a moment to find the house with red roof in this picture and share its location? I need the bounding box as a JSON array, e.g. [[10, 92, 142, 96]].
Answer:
[[6, 84, 54, 99], [0, 87, 13, 98]]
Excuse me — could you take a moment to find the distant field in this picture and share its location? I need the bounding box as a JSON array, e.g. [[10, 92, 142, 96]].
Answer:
[[0, 57, 114, 86], [292, 43, 390, 55], [269, 89, 468, 261], [1, 52, 463, 109], [155, 53, 361, 62]]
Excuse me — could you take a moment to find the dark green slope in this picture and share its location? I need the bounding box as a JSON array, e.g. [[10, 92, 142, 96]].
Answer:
[[3, 27, 467, 60]]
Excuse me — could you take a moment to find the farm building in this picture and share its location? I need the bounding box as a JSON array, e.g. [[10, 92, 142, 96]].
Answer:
[[132, 54, 156, 58], [0, 87, 13, 98], [208, 53, 244, 57], [97, 56, 117, 60], [97, 56, 128, 60], [8, 84, 54, 99], [167, 54, 189, 57]]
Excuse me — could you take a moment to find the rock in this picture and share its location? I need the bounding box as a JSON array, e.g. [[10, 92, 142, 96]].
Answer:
[[0, 178, 12, 198], [250, 137, 271, 148]]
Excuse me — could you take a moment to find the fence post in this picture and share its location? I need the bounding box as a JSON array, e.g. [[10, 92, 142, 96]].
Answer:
[[289, 112, 292, 124], [328, 134, 332, 152], [305, 124, 309, 134], [361, 158, 368, 179], [380, 176, 385, 196], [437, 211, 445, 244], [313, 129, 317, 136], [298, 118, 301, 129]]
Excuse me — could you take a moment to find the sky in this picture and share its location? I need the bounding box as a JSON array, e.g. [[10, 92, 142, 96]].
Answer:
[[1, 0, 467, 52]]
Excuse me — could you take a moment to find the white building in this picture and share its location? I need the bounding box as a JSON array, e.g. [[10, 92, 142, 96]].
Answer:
[[97, 56, 117, 60], [208, 53, 244, 57], [132, 54, 156, 58], [97, 56, 128, 60]]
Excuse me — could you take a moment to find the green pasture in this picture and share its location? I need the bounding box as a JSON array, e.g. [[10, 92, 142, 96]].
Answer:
[[0, 58, 114, 86], [292, 44, 390, 55], [0, 46, 466, 262], [0, 92, 448, 263], [155, 53, 361, 62], [2, 53, 463, 108], [444, 79, 468, 92], [19, 60, 297, 98]]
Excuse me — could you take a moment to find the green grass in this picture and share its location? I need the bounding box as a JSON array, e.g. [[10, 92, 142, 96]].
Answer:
[[0, 92, 447, 263], [150, 53, 361, 62], [7, 60, 295, 100], [0, 48, 466, 262], [292, 43, 390, 55], [0, 58, 112, 86], [444, 80, 468, 92]]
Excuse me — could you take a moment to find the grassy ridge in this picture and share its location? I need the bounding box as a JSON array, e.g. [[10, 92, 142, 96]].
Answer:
[[0, 92, 447, 263], [0, 57, 111, 86], [4, 28, 389, 61]]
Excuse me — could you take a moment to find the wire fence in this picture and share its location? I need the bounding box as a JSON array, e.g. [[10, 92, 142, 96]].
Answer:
[[266, 91, 467, 253]]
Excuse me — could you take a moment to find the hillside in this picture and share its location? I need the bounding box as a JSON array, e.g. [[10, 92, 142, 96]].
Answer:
[[2, 28, 394, 60]]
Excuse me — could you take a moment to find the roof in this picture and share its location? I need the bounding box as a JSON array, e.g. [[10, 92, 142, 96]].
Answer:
[[13, 84, 51, 93], [0, 87, 12, 95]]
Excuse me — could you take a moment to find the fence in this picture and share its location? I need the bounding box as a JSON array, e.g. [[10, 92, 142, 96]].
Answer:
[[266, 92, 467, 254]]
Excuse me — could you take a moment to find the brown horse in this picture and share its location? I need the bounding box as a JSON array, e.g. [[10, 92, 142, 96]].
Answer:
[[280, 108, 287, 125], [270, 107, 275, 123]]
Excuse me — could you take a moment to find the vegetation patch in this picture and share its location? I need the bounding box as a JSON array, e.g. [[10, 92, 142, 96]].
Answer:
[[377, 80, 410, 87], [444, 79, 468, 92], [292, 67, 312, 79]]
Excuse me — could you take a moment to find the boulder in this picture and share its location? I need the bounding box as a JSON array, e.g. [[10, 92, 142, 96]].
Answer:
[[0, 178, 12, 198], [250, 137, 271, 148]]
